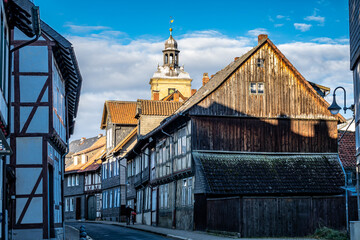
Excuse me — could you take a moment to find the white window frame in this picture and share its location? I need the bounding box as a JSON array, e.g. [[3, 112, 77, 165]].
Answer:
[[109, 190, 113, 208], [76, 175, 79, 186]]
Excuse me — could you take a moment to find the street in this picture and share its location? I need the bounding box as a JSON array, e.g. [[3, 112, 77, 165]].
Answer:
[[67, 222, 169, 240]]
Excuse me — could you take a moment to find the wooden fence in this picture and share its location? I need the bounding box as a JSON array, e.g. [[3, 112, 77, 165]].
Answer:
[[207, 196, 358, 237]]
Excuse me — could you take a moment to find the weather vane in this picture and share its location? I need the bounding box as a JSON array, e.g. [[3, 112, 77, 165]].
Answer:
[[169, 16, 174, 35]]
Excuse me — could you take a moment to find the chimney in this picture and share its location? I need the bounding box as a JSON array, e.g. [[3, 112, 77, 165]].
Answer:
[[202, 73, 210, 86], [174, 92, 179, 102], [258, 34, 268, 44], [211, 75, 214, 78], [234, 57, 239, 61], [191, 89, 197, 96], [98, 134, 103, 138], [153, 91, 159, 101], [80, 137, 86, 145]]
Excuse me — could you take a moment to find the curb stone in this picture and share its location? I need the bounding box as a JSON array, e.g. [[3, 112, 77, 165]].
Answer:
[[66, 225, 94, 240]]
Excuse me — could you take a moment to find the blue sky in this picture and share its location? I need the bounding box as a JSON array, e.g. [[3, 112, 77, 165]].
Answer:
[[35, 0, 349, 42], [32, 0, 353, 140]]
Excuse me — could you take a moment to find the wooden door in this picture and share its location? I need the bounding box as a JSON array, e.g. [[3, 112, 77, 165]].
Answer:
[[87, 196, 96, 220], [76, 197, 81, 220]]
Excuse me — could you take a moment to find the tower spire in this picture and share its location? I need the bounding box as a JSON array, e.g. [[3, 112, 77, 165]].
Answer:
[[169, 17, 174, 36]]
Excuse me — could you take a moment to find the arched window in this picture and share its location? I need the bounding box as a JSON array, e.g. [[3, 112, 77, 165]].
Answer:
[[175, 54, 178, 65], [164, 54, 168, 64], [169, 53, 173, 64]]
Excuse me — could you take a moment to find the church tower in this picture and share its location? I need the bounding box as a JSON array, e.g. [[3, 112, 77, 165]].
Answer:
[[150, 28, 192, 100]]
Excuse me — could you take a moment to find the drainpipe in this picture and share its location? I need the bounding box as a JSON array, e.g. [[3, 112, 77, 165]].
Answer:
[[337, 155, 348, 232]]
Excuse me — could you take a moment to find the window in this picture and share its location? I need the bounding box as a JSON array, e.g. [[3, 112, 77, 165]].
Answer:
[[67, 176, 71, 187], [109, 161, 113, 178], [249, 82, 265, 94], [109, 190, 113, 208], [257, 58, 264, 67], [187, 178, 193, 205], [114, 189, 117, 208], [70, 198, 74, 211], [168, 88, 176, 95], [81, 154, 86, 164], [160, 185, 164, 208], [76, 175, 79, 186], [250, 82, 257, 94], [258, 83, 264, 94], [107, 128, 113, 149], [72, 175, 75, 186], [117, 188, 120, 207], [65, 198, 69, 212], [164, 184, 168, 208], [182, 179, 187, 206]]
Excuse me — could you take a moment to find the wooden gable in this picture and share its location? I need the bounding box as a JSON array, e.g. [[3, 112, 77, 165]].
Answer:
[[190, 37, 342, 122]]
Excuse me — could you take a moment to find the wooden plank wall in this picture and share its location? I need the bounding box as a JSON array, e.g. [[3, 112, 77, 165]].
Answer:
[[206, 196, 358, 238], [190, 43, 336, 121], [207, 197, 241, 233], [192, 116, 338, 153], [350, 0, 360, 69]]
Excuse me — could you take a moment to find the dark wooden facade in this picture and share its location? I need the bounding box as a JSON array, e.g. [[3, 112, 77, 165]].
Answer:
[[189, 40, 339, 153], [192, 116, 337, 152], [207, 196, 358, 237]]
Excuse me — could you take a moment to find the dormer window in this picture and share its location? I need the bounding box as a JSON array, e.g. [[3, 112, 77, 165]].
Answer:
[[249, 82, 265, 94], [257, 58, 265, 67]]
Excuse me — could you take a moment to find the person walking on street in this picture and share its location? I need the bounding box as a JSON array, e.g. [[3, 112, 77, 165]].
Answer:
[[125, 206, 132, 225]]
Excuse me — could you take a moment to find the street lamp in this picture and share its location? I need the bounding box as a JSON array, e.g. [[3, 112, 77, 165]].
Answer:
[[328, 86, 354, 115], [328, 86, 358, 230]]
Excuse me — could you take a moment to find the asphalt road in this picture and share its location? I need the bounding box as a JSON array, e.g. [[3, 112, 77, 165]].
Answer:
[[67, 222, 169, 240]]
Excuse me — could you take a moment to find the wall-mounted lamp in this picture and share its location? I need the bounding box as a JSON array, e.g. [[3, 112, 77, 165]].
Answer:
[[328, 86, 354, 115]]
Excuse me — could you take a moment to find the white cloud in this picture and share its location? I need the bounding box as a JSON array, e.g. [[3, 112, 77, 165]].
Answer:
[[65, 24, 111, 33], [247, 28, 269, 37], [276, 15, 290, 21], [275, 24, 284, 28], [304, 9, 325, 25], [68, 30, 353, 140], [294, 23, 312, 32]]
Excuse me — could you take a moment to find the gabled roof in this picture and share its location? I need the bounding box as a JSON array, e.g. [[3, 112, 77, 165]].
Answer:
[[193, 152, 344, 195], [74, 136, 106, 156], [137, 100, 183, 116], [68, 135, 102, 155], [161, 91, 187, 102], [79, 146, 106, 172], [100, 101, 137, 129], [108, 127, 138, 157], [174, 36, 345, 123], [338, 131, 356, 170]]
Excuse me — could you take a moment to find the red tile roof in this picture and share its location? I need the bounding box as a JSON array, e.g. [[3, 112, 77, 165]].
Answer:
[[100, 101, 137, 129], [338, 130, 356, 170], [138, 100, 183, 116]]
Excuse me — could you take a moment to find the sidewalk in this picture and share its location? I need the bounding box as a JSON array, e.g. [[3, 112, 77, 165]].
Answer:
[[83, 220, 317, 240], [65, 225, 93, 240]]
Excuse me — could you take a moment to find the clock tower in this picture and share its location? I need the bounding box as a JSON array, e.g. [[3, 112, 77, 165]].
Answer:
[[150, 28, 192, 100]]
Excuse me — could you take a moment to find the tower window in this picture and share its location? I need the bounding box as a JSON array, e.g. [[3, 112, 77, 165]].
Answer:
[[165, 54, 168, 64], [168, 88, 176, 95], [169, 53, 174, 64], [257, 58, 265, 67]]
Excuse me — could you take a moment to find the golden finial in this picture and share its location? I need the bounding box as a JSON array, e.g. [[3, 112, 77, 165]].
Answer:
[[169, 16, 174, 36]]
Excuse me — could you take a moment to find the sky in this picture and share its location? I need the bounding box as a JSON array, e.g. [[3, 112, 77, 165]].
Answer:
[[32, 0, 352, 141]]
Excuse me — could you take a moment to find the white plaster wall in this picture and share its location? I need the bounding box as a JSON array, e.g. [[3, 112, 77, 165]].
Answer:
[[16, 137, 42, 164]]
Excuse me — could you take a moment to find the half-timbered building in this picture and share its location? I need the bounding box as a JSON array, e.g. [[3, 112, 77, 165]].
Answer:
[[9, 0, 82, 238], [100, 101, 137, 221], [64, 136, 105, 221], [124, 34, 347, 237]]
